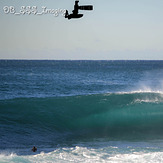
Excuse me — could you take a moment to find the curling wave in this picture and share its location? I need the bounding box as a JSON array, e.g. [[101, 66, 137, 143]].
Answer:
[[1, 92, 163, 142]]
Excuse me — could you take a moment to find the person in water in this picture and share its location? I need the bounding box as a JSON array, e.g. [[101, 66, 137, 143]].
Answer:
[[32, 146, 37, 152]]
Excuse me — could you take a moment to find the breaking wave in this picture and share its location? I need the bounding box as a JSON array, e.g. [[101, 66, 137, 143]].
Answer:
[[1, 91, 163, 143]]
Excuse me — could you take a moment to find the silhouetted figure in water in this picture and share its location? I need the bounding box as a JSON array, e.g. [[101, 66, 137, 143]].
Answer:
[[32, 146, 37, 152], [65, 0, 93, 20]]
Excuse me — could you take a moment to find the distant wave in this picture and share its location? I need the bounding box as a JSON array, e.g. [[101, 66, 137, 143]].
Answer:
[[1, 92, 163, 140]]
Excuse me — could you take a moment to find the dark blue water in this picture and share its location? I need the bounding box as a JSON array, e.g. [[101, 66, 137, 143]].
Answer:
[[1, 60, 163, 99], [1, 60, 163, 162]]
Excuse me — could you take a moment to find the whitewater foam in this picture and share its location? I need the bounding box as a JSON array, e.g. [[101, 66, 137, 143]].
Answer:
[[1, 145, 163, 163], [134, 98, 160, 104], [109, 152, 163, 163]]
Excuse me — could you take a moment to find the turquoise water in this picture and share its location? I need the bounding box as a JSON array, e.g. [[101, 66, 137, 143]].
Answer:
[[1, 60, 163, 162]]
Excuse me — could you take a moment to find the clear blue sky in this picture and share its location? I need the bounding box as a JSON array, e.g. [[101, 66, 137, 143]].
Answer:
[[0, 0, 163, 60]]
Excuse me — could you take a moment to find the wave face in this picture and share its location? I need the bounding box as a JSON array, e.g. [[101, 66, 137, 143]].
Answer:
[[1, 92, 163, 148]]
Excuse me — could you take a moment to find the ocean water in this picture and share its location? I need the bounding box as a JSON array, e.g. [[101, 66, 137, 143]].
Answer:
[[1, 60, 163, 162]]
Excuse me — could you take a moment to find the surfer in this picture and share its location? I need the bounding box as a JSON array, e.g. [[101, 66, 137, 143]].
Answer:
[[32, 146, 37, 152]]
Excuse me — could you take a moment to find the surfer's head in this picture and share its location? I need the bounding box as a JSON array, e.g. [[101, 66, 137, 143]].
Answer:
[[32, 146, 37, 152]]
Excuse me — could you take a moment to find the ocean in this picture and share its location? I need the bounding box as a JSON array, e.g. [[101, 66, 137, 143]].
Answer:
[[1, 60, 163, 162]]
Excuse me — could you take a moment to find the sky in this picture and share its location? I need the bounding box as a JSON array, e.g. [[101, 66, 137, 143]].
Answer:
[[0, 0, 163, 60]]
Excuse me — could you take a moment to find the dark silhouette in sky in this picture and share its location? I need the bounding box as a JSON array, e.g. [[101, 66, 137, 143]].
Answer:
[[65, 0, 93, 20]]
